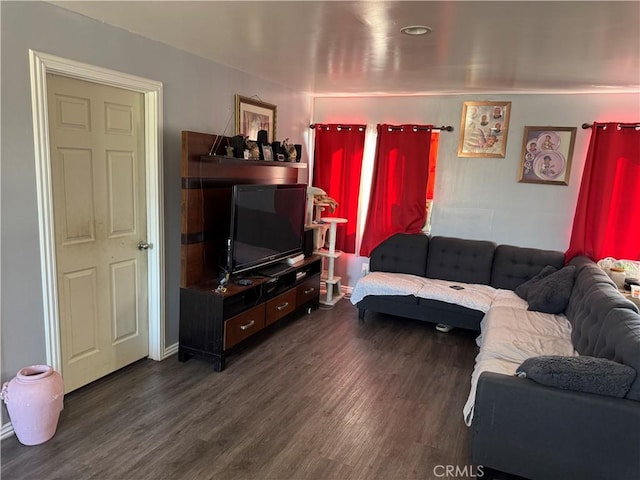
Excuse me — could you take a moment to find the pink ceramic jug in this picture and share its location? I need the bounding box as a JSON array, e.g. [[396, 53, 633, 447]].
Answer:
[[1, 365, 64, 445]]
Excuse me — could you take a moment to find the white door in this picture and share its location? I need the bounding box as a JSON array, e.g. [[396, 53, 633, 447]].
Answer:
[[47, 73, 149, 393]]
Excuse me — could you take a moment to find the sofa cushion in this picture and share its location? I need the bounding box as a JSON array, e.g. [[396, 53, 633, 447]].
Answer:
[[426, 236, 496, 285], [516, 355, 637, 398], [490, 244, 565, 291], [462, 306, 576, 425], [370, 233, 429, 276], [527, 265, 576, 314], [565, 258, 639, 357], [591, 308, 640, 401], [351, 272, 496, 313], [514, 265, 558, 300], [568, 255, 608, 276]]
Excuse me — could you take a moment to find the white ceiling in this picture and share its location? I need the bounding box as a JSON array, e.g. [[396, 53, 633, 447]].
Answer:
[[50, 1, 640, 97]]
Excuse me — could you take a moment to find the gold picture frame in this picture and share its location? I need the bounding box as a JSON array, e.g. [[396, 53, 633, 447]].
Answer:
[[458, 101, 511, 158], [518, 126, 576, 185], [235, 95, 277, 143]]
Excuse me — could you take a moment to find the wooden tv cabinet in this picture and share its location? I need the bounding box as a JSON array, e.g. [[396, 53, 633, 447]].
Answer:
[[179, 256, 321, 371], [179, 131, 314, 371]]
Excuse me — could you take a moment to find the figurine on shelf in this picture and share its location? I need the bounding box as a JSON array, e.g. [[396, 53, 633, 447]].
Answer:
[[245, 138, 260, 160], [282, 138, 297, 162]]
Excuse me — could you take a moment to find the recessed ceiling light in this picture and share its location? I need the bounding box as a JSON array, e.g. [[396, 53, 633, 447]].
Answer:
[[400, 25, 432, 36]]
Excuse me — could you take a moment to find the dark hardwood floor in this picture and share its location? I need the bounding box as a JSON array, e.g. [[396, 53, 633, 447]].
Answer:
[[1, 299, 516, 480]]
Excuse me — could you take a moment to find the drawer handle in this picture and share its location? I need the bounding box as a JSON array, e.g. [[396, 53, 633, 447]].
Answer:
[[276, 302, 290, 311], [304, 287, 315, 295], [240, 320, 255, 331]]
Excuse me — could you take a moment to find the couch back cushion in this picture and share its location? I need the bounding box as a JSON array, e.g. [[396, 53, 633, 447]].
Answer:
[[565, 256, 639, 357], [490, 244, 565, 290], [596, 308, 640, 400], [370, 233, 429, 276], [565, 257, 640, 400], [425, 236, 496, 284]]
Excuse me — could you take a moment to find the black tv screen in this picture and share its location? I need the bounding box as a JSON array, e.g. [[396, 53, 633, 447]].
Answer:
[[228, 184, 306, 274]]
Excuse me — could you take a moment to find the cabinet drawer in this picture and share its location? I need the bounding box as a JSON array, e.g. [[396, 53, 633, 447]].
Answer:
[[265, 289, 297, 326], [296, 275, 320, 305], [224, 303, 265, 350]]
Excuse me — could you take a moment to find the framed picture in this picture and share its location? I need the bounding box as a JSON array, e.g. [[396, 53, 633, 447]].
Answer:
[[458, 101, 511, 157], [518, 126, 576, 185], [261, 144, 274, 162], [235, 95, 277, 143]]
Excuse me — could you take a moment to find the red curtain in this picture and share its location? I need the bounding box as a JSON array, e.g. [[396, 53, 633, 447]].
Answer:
[[359, 124, 432, 257], [426, 133, 440, 200], [566, 122, 640, 262], [313, 124, 366, 253]]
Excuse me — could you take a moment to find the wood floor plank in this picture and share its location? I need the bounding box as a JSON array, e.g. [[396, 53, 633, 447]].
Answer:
[[1, 299, 520, 480]]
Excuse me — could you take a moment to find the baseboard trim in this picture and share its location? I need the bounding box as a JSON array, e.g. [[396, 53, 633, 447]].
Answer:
[[1, 421, 14, 440], [162, 342, 178, 359], [2, 345, 180, 443]]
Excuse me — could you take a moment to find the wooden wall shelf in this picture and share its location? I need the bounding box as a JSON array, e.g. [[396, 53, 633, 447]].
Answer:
[[181, 131, 305, 287], [200, 154, 307, 169]]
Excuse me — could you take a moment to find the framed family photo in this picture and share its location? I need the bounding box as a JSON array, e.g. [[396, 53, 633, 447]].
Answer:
[[235, 95, 277, 143], [458, 101, 511, 158], [518, 126, 576, 185], [260, 144, 274, 161]]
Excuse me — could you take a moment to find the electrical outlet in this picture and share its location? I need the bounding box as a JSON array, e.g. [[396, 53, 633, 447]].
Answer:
[[361, 262, 370, 276]]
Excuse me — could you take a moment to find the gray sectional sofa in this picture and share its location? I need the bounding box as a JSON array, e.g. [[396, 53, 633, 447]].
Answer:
[[352, 233, 640, 480], [356, 233, 565, 329]]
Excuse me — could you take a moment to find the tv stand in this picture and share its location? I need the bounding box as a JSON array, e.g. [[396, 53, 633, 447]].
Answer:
[[179, 255, 321, 371], [179, 130, 315, 371]]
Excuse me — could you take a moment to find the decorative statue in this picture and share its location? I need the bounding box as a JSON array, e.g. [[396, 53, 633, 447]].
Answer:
[[245, 138, 260, 159], [282, 138, 297, 162]]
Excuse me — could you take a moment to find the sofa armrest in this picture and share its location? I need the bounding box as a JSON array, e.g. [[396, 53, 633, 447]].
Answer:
[[472, 372, 640, 480]]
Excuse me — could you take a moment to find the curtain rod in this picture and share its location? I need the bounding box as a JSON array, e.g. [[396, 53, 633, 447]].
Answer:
[[385, 125, 453, 132], [309, 124, 365, 131], [582, 122, 640, 129], [309, 124, 454, 132]]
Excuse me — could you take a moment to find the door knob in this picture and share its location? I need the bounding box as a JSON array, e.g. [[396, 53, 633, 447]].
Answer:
[[137, 241, 150, 250]]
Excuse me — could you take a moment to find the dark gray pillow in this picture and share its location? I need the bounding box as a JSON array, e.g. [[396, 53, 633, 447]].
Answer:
[[514, 265, 558, 300], [527, 265, 576, 314], [516, 355, 637, 398]]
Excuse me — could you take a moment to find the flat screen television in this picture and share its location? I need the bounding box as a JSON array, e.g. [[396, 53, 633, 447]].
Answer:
[[227, 183, 306, 275]]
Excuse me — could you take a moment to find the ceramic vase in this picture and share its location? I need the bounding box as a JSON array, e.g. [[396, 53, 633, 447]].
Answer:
[[1, 365, 64, 446]]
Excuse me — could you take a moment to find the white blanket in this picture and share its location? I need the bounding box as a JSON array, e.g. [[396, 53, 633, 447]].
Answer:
[[349, 273, 577, 426], [462, 306, 577, 425], [350, 271, 497, 313], [476, 289, 529, 346]]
